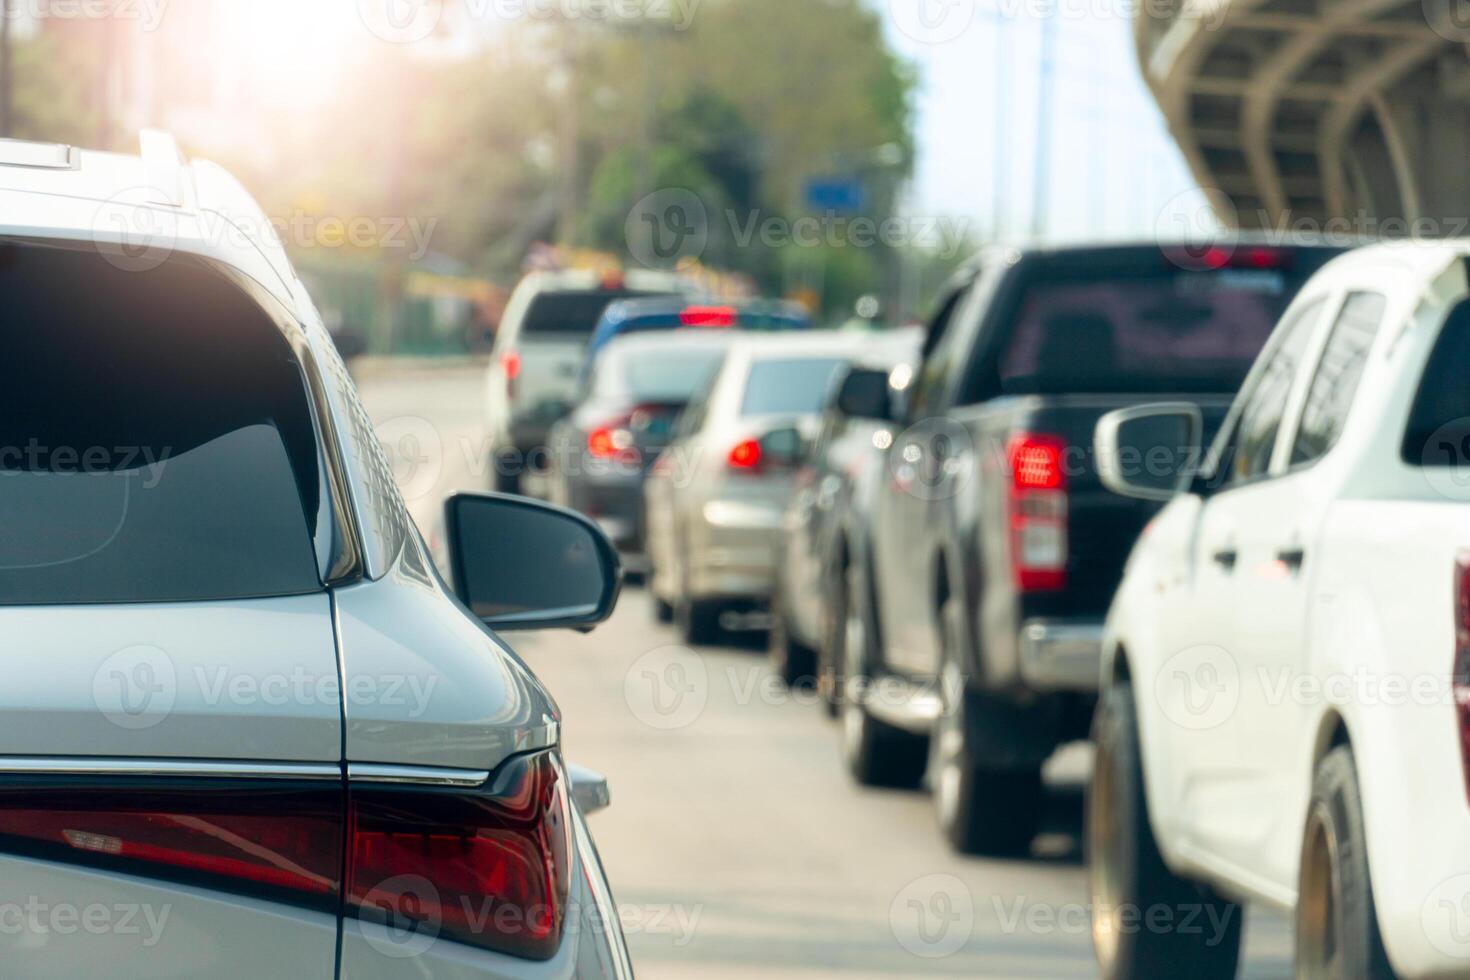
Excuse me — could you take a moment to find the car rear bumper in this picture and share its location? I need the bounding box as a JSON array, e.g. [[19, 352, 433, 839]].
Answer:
[[688, 499, 784, 601], [1018, 619, 1104, 692]]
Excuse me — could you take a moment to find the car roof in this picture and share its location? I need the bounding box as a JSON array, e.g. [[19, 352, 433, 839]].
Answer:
[[725, 330, 867, 360], [513, 268, 694, 294], [601, 330, 740, 356], [0, 133, 301, 312]]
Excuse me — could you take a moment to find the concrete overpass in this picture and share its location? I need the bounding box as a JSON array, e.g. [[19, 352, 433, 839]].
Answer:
[[1137, 0, 1470, 231]]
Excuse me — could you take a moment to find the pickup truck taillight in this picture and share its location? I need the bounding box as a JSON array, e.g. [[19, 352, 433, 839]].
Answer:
[[348, 751, 573, 961], [1453, 554, 1470, 804], [501, 350, 522, 402], [1008, 434, 1067, 592]]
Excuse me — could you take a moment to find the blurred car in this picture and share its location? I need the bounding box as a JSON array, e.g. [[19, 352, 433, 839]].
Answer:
[[0, 133, 632, 978], [1090, 241, 1470, 980], [768, 328, 923, 693], [485, 268, 692, 494], [583, 297, 810, 368], [832, 242, 1343, 855], [546, 331, 736, 574], [645, 333, 862, 644]]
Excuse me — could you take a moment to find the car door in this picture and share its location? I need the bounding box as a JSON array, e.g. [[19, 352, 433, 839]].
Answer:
[[873, 286, 972, 674], [0, 249, 342, 979], [1228, 290, 1387, 888], [1169, 294, 1330, 868]]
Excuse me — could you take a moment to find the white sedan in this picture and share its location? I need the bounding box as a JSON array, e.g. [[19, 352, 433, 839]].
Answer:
[[1091, 241, 1470, 979]]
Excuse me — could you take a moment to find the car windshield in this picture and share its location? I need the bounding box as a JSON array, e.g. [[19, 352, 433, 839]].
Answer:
[[522, 289, 676, 337], [0, 245, 323, 605], [999, 265, 1318, 395], [740, 357, 848, 416]]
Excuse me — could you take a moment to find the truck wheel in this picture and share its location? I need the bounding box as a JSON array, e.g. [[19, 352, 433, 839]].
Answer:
[[769, 591, 816, 690], [1088, 681, 1242, 980], [1296, 745, 1394, 980], [934, 599, 1041, 856], [840, 564, 927, 788]]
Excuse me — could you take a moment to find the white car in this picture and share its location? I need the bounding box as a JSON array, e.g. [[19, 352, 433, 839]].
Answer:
[[0, 133, 632, 979], [485, 269, 691, 494], [645, 333, 862, 644], [1090, 241, 1470, 979]]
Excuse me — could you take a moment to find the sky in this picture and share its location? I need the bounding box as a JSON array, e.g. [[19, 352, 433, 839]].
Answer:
[[879, 0, 1205, 244]]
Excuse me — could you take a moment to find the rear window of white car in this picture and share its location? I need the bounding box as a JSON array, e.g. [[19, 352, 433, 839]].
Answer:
[[740, 357, 847, 416], [521, 289, 673, 338], [0, 245, 323, 604]]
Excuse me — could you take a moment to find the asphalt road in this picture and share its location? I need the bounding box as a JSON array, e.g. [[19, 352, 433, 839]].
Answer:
[[358, 359, 1294, 980]]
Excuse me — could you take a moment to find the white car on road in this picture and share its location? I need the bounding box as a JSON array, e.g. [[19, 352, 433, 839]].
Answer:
[[0, 133, 631, 979], [1090, 241, 1470, 979]]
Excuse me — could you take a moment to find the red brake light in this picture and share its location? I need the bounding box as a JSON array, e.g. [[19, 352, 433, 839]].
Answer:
[[680, 306, 737, 328], [1454, 553, 1470, 805], [348, 751, 572, 962], [1011, 438, 1064, 491], [728, 438, 762, 471], [501, 350, 522, 380], [1008, 435, 1068, 592], [1242, 246, 1290, 270], [0, 780, 343, 911]]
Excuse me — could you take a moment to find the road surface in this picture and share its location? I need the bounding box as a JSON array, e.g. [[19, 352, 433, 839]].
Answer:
[[358, 359, 1293, 980]]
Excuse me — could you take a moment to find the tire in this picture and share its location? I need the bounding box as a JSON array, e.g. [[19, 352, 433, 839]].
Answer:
[[1295, 745, 1395, 980], [492, 450, 521, 495], [1088, 681, 1243, 980], [933, 597, 1042, 856], [839, 562, 927, 788], [676, 596, 721, 646], [769, 590, 817, 690]]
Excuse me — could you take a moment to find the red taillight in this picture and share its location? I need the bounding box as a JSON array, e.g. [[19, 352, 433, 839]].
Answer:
[[501, 350, 522, 401], [1454, 554, 1470, 805], [588, 415, 635, 460], [0, 780, 343, 911], [1008, 434, 1068, 592], [728, 438, 762, 471], [348, 752, 572, 962], [680, 306, 737, 328]]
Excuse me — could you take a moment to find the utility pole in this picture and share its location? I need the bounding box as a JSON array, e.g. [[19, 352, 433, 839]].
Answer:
[[1030, 6, 1058, 242], [0, 0, 13, 139], [990, 9, 1009, 242]]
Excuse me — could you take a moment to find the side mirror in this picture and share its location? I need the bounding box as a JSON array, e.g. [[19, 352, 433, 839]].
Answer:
[[835, 367, 893, 421], [445, 492, 622, 632], [1094, 404, 1204, 502], [761, 427, 809, 469]]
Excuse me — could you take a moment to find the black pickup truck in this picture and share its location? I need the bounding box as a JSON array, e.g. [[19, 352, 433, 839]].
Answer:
[[830, 242, 1342, 855]]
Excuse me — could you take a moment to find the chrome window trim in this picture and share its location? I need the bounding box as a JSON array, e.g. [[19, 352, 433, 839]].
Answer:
[[347, 764, 491, 788], [0, 759, 341, 780]]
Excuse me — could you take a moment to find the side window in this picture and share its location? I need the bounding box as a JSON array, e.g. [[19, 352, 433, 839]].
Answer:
[[1404, 299, 1470, 468], [909, 282, 974, 419], [1290, 292, 1387, 466], [1214, 297, 1326, 487]]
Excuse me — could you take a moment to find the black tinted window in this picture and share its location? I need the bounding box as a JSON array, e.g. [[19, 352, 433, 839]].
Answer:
[[1291, 293, 1385, 466], [1218, 298, 1325, 485], [0, 246, 323, 604], [1405, 300, 1470, 468], [999, 265, 1319, 396], [522, 289, 671, 337], [741, 358, 847, 416]]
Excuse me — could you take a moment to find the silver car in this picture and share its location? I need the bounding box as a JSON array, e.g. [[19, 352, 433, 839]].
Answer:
[[644, 333, 862, 644], [0, 133, 632, 979]]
